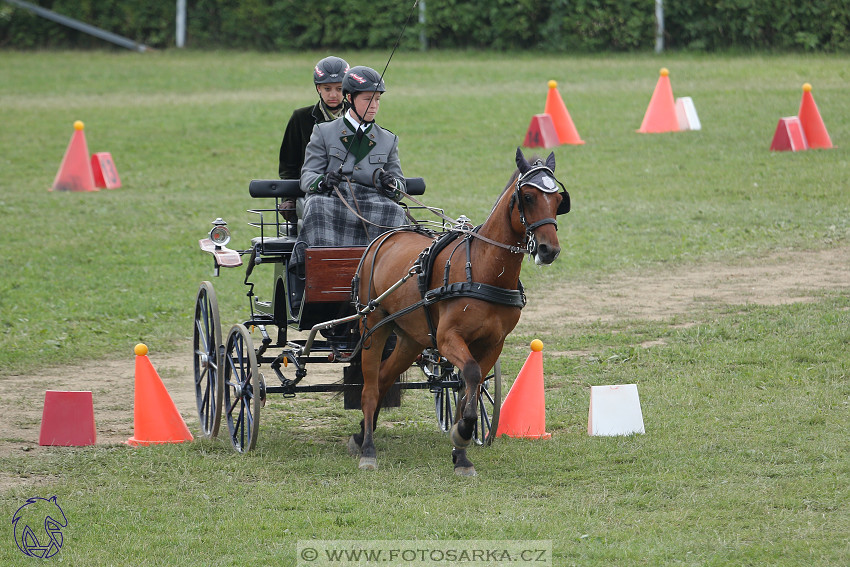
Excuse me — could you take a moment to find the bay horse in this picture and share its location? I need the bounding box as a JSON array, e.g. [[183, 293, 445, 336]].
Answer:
[[350, 147, 570, 475]]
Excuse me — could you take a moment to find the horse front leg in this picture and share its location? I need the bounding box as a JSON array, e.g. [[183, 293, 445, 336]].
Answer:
[[448, 359, 482, 476]]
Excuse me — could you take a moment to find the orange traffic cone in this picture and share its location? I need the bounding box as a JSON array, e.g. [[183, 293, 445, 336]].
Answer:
[[495, 339, 551, 439], [51, 120, 97, 192], [638, 68, 680, 133], [798, 83, 833, 149], [126, 344, 193, 446], [544, 80, 585, 145]]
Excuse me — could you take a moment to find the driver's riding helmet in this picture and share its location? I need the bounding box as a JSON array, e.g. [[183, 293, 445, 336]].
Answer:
[[342, 66, 386, 100], [313, 56, 349, 84]]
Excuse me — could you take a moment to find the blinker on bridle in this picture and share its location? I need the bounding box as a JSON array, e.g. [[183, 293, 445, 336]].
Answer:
[[510, 161, 571, 256], [510, 160, 571, 257]]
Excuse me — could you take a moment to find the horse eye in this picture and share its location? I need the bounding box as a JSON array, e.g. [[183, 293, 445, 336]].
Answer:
[[523, 193, 533, 204]]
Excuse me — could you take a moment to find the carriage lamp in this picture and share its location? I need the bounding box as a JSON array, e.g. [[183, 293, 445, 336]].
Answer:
[[209, 218, 231, 248]]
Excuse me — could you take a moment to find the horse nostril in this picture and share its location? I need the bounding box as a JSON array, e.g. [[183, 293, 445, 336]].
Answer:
[[535, 244, 560, 264]]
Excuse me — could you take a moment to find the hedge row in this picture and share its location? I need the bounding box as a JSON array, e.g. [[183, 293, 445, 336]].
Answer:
[[1, 0, 848, 52]]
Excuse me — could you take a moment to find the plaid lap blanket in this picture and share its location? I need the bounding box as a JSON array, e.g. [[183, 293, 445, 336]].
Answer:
[[293, 181, 408, 264]]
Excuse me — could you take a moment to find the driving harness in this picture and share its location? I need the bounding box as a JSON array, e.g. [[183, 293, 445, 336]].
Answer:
[[353, 151, 569, 351], [354, 225, 526, 350]]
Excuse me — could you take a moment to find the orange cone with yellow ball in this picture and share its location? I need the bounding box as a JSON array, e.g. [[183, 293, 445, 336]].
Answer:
[[544, 80, 585, 145], [638, 68, 680, 133], [51, 120, 97, 192], [797, 83, 833, 149], [126, 344, 193, 446], [495, 339, 551, 440]]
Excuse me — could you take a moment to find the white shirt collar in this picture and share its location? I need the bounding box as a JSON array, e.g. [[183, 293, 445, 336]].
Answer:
[[345, 109, 369, 132]]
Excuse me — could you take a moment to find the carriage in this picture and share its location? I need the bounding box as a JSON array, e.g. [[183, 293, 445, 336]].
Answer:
[[193, 176, 503, 455], [193, 148, 568, 474]]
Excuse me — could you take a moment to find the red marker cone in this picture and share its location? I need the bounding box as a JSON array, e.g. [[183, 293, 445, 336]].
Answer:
[[638, 68, 680, 133], [126, 344, 193, 446], [495, 339, 551, 440], [770, 117, 809, 152], [39, 391, 96, 446], [544, 80, 584, 145], [523, 114, 560, 149], [51, 120, 97, 192], [797, 83, 833, 149]]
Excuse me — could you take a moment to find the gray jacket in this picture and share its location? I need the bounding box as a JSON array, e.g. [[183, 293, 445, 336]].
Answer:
[[300, 116, 405, 194]]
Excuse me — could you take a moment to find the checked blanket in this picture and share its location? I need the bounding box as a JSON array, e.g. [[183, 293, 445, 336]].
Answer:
[[293, 181, 407, 264]]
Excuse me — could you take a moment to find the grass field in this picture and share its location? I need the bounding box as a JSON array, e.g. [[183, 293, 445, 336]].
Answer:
[[1, 50, 849, 565]]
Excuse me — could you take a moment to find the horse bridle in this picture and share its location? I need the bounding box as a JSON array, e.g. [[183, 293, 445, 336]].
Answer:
[[511, 162, 571, 256]]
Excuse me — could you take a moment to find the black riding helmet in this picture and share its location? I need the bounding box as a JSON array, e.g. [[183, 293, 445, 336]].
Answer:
[[342, 66, 386, 100], [342, 66, 386, 125], [313, 56, 349, 84]]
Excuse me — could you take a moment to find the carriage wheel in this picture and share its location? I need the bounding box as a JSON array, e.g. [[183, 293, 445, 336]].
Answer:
[[480, 359, 502, 446], [434, 358, 502, 446], [434, 380, 457, 433], [223, 324, 261, 453], [193, 281, 223, 438]]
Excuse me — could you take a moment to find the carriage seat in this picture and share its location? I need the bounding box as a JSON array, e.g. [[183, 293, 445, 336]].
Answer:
[[251, 235, 296, 255], [248, 177, 427, 198], [247, 178, 426, 253]]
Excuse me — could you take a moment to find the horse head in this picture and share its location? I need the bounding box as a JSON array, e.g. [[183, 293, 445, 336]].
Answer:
[[513, 147, 570, 265]]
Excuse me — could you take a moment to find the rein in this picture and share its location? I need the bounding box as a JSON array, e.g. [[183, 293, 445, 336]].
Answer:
[[398, 185, 532, 255], [327, 176, 530, 255]]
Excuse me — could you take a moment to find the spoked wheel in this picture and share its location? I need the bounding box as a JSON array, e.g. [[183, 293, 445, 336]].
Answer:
[[193, 281, 223, 438], [422, 354, 455, 432], [479, 360, 502, 446], [435, 385, 457, 434], [222, 324, 262, 453], [433, 359, 502, 446]]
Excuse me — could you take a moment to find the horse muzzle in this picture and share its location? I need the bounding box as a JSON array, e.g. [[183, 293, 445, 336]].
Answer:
[[532, 241, 561, 265], [526, 222, 561, 265]]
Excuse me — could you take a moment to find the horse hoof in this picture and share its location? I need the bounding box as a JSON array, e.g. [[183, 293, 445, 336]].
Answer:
[[450, 423, 472, 449], [454, 466, 477, 477], [359, 457, 378, 470], [347, 436, 361, 456]]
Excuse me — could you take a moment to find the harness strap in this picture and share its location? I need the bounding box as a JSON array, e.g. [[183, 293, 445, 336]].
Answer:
[[425, 281, 526, 308], [358, 278, 526, 351]]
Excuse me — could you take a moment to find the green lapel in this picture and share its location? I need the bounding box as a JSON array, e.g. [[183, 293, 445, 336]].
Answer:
[[340, 120, 376, 164]]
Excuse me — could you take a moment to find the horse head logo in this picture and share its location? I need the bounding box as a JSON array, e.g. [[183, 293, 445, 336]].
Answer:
[[11, 496, 67, 559]]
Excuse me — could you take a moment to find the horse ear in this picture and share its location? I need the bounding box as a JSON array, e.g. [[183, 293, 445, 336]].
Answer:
[[515, 147, 531, 174], [546, 152, 556, 171]]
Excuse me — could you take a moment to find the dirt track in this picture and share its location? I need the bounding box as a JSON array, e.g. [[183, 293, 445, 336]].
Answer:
[[2, 246, 848, 461]]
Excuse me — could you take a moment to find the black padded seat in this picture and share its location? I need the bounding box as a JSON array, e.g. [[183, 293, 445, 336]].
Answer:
[[251, 236, 296, 254], [248, 177, 426, 198]]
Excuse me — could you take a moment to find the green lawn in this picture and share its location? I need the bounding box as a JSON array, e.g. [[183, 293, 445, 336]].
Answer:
[[1, 50, 848, 565]]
